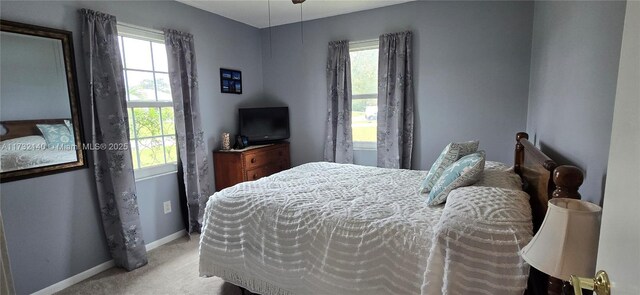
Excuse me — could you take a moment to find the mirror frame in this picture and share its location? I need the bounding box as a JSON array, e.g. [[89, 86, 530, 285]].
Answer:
[[0, 20, 86, 182]]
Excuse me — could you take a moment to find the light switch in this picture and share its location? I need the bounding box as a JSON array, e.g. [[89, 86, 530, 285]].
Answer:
[[163, 201, 172, 214]]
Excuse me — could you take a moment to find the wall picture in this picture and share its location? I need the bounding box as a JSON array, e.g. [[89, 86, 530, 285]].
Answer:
[[220, 68, 242, 94]]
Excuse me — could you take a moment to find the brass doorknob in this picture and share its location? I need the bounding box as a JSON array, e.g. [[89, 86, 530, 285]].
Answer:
[[570, 270, 610, 295]]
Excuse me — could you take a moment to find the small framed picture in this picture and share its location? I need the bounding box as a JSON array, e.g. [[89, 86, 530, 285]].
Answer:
[[220, 68, 242, 94]]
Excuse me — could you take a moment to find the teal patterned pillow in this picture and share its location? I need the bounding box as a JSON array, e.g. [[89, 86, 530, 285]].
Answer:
[[37, 123, 74, 149], [427, 150, 486, 206], [64, 119, 75, 140], [419, 141, 479, 194]]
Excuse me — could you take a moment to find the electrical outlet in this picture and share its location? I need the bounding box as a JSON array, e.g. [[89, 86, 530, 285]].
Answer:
[[163, 201, 172, 214]]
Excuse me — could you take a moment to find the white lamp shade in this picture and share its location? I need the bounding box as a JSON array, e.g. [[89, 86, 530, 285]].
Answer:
[[520, 198, 602, 281]]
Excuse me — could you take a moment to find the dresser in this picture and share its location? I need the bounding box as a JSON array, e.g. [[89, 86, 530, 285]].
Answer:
[[213, 142, 290, 191]]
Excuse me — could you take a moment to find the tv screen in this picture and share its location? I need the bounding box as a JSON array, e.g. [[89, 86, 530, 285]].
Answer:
[[239, 107, 290, 144]]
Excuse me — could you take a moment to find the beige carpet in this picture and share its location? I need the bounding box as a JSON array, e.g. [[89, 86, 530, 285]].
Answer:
[[56, 235, 243, 295]]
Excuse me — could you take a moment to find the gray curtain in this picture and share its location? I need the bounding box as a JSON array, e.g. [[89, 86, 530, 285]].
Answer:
[[164, 29, 211, 234], [80, 9, 148, 270], [1, 199, 15, 295], [324, 40, 354, 164], [377, 31, 414, 169]]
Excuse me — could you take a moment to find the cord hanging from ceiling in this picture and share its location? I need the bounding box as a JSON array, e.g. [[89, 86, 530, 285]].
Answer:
[[268, 0, 272, 58], [300, 2, 304, 44]]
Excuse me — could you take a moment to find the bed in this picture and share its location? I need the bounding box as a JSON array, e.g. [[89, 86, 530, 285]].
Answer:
[[199, 132, 583, 295], [0, 119, 79, 173]]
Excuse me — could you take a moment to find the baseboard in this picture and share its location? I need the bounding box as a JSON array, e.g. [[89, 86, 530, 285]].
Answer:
[[31, 229, 187, 295], [31, 260, 115, 295], [145, 230, 187, 252]]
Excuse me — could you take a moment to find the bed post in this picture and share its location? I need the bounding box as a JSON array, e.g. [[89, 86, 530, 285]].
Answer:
[[546, 165, 584, 295], [515, 132, 528, 175], [515, 132, 586, 295], [552, 165, 584, 199]]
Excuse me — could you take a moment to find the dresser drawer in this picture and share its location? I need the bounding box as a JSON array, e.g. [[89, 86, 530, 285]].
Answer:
[[243, 151, 271, 170], [245, 166, 269, 181], [214, 142, 290, 191], [245, 160, 290, 181]]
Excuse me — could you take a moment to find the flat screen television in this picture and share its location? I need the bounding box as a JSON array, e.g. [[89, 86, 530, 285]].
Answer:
[[239, 107, 290, 144]]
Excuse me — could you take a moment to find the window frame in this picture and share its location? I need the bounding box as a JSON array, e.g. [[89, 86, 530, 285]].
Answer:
[[350, 39, 379, 151], [117, 23, 177, 180]]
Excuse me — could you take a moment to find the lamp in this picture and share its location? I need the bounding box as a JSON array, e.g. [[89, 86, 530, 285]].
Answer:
[[520, 198, 603, 294]]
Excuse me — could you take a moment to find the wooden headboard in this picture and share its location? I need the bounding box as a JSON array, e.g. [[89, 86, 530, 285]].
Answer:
[[0, 119, 70, 141], [515, 132, 584, 295]]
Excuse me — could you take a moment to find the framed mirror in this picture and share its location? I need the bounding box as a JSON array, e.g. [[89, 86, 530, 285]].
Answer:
[[0, 20, 86, 182]]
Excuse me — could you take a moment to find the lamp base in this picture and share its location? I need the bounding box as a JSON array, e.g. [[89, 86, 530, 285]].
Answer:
[[548, 277, 564, 295]]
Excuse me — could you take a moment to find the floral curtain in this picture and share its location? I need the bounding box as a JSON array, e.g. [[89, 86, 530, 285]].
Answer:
[[324, 40, 354, 164], [377, 31, 415, 169], [80, 9, 148, 270], [163, 29, 211, 234], [1, 198, 15, 295]]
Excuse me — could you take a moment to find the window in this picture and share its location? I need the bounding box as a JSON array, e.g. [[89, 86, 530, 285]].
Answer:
[[350, 40, 379, 150], [118, 24, 176, 179]]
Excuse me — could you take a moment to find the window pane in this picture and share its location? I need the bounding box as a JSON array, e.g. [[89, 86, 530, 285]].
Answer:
[[155, 73, 172, 101], [130, 140, 139, 169], [133, 107, 162, 137], [127, 70, 156, 101], [152, 42, 168, 72], [352, 98, 377, 143], [161, 107, 175, 135], [118, 36, 125, 70], [127, 108, 135, 139], [138, 137, 165, 167], [164, 136, 177, 163], [350, 49, 378, 95], [122, 37, 153, 71]]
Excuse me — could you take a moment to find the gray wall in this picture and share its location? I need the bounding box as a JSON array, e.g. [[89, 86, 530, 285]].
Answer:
[[0, 1, 263, 294], [1, 33, 72, 120], [261, 1, 534, 168], [526, 1, 626, 204]]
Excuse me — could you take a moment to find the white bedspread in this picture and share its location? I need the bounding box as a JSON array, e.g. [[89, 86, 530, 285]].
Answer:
[[200, 162, 532, 295], [0, 136, 78, 172]]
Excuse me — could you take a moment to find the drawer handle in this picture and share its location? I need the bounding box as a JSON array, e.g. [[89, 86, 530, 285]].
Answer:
[[251, 158, 256, 163]]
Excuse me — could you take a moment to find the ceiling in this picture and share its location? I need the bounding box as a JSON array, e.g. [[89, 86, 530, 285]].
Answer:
[[177, 0, 416, 29]]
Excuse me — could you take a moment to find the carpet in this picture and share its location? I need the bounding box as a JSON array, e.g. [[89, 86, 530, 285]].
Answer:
[[56, 235, 242, 295]]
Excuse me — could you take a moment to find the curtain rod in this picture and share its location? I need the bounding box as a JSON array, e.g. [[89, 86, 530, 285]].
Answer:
[[118, 22, 164, 35], [349, 39, 378, 45]]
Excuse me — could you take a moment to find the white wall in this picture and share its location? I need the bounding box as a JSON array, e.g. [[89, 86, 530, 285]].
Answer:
[[596, 1, 640, 294]]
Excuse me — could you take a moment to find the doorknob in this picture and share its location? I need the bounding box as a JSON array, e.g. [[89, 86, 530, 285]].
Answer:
[[570, 270, 611, 295]]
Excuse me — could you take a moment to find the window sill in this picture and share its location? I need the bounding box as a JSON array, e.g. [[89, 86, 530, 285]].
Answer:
[[354, 148, 377, 151], [135, 163, 177, 182], [353, 142, 377, 151]]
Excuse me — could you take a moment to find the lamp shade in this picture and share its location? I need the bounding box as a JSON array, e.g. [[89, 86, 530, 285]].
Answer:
[[520, 198, 602, 281]]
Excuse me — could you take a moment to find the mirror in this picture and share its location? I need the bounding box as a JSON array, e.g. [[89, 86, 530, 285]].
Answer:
[[0, 20, 86, 182]]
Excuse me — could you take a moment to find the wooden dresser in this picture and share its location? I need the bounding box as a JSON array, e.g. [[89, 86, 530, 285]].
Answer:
[[213, 142, 290, 191]]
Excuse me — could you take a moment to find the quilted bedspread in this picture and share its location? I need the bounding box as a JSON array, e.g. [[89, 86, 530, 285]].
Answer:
[[199, 162, 532, 295]]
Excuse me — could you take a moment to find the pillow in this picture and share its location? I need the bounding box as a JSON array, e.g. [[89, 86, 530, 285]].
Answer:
[[64, 119, 75, 139], [419, 141, 479, 194], [36, 123, 74, 149], [427, 150, 486, 206], [473, 161, 522, 191]]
